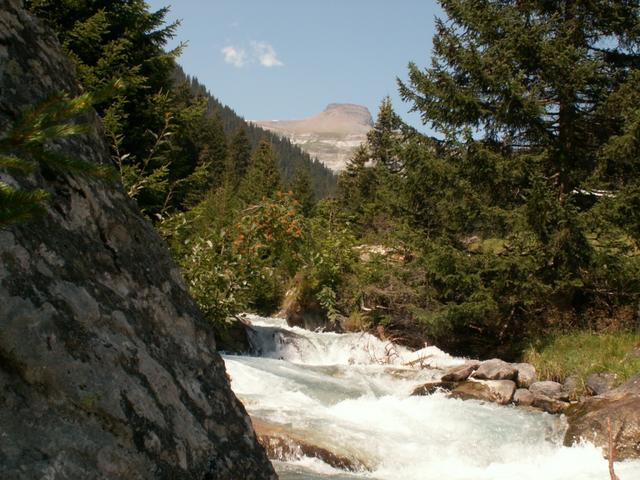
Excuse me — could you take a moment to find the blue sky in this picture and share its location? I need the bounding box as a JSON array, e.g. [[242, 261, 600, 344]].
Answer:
[[146, 0, 441, 130]]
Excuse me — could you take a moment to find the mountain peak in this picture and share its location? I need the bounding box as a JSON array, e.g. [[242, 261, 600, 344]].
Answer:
[[254, 103, 373, 171], [321, 103, 374, 127]]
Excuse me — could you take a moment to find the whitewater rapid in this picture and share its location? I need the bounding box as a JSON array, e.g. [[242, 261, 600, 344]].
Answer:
[[222, 315, 640, 480]]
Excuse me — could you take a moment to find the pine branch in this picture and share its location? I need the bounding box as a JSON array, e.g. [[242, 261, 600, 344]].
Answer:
[[0, 155, 36, 174], [0, 182, 49, 228], [29, 146, 117, 180]]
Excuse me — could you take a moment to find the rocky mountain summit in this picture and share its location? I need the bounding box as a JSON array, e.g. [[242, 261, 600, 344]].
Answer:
[[254, 103, 373, 171], [0, 2, 275, 479]]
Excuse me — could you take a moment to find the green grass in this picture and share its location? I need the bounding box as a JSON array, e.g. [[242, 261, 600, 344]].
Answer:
[[523, 330, 640, 393]]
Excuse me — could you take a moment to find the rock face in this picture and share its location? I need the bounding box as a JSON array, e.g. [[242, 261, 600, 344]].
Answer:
[[0, 3, 275, 479], [565, 374, 640, 460], [254, 103, 373, 171]]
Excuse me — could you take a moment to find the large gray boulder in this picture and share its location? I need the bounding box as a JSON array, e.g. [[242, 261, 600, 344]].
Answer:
[[0, 2, 275, 479], [513, 388, 535, 407], [441, 361, 480, 382], [565, 374, 640, 460], [529, 381, 568, 401], [585, 372, 618, 396], [470, 359, 517, 381], [513, 363, 537, 388], [449, 379, 516, 405]]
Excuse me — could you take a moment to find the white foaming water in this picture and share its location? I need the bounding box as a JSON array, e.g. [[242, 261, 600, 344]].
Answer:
[[223, 314, 640, 480]]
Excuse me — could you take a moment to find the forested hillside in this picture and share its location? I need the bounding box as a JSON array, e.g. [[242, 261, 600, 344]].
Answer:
[[173, 66, 336, 198]]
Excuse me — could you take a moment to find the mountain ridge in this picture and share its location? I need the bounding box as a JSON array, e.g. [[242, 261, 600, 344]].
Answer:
[[254, 103, 373, 171]]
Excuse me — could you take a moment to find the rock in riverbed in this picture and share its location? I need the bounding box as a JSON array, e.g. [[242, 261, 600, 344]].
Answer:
[[565, 374, 640, 460], [471, 359, 518, 381], [412, 381, 457, 396], [514, 363, 537, 388], [449, 379, 516, 405], [585, 372, 618, 396], [513, 388, 535, 407], [441, 361, 481, 382], [529, 381, 569, 401]]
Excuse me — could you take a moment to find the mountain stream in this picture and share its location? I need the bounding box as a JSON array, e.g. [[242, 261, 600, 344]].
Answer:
[[222, 315, 640, 479]]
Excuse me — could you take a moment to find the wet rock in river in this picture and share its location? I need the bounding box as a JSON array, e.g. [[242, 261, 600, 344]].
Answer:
[[441, 361, 481, 382], [529, 381, 569, 401], [531, 395, 570, 414], [514, 363, 537, 388], [411, 380, 458, 396], [449, 379, 516, 405], [470, 359, 518, 381], [253, 419, 371, 472]]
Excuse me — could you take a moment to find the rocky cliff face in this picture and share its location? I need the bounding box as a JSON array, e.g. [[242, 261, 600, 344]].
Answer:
[[0, 2, 276, 478], [254, 104, 373, 171]]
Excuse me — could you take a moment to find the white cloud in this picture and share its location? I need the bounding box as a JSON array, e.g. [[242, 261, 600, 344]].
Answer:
[[221, 41, 284, 68], [251, 41, 284, 68], [221, 45, 247, 68]]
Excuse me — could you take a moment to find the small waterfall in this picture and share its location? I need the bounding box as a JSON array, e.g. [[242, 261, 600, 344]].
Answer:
[[223, 314, 640, 480]]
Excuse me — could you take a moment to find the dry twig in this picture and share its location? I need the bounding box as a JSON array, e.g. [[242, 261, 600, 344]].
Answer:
[[607, 417, 619, 480]]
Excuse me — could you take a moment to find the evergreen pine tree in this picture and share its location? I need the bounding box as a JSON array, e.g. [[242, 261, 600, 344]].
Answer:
[[238, 140, 282, 204], [399, 0, 640, 252], [291, 166, 315, 216], [399, 0, 639, 196], [393, 0, 640, 351], [367, 96, 404, 173], [227, 128, 252, 185]]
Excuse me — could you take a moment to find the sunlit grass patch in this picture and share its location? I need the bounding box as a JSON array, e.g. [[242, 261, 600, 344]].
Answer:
[[524, 330, 640, 393]]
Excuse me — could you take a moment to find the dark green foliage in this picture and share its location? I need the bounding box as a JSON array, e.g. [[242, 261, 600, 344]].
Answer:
[[324, 1, 640, 357], [238, 140, 282, 204], [0, 185, 49, 228], [290, 166, 315, 216], [390, 0, 640, 354], [227, 128, 252, 186]]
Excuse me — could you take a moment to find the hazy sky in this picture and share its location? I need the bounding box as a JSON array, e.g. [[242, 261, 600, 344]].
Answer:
[[146, 0, 442, 130]]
